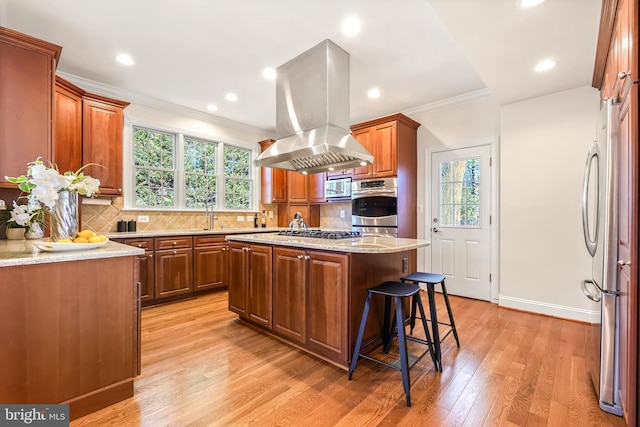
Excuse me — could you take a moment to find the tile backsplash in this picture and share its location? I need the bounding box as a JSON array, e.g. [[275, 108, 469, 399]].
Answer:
[[81, 196, 279, 233]]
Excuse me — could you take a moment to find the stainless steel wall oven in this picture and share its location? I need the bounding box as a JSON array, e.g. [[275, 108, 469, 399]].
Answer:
[[351, 177, 398, 236]]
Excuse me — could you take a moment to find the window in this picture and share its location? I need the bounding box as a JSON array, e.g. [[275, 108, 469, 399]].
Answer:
[[131, 126, 254, 210], [439, 157, 480, 226], [133, 127, 176, 207], [224, 146, 251, 210], [184, 137, 217, 208]]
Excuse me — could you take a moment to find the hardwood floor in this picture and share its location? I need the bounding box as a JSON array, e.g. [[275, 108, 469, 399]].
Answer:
[[71, 291, 627, 426]]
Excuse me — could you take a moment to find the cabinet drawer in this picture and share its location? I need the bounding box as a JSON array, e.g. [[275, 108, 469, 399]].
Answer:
[[194, 235, 226, 247], [155, 236, 193, 250], [121, 237, 154, 250]]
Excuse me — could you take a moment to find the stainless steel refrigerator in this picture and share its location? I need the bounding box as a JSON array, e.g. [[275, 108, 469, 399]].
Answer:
[[581, 97, 622, 416]]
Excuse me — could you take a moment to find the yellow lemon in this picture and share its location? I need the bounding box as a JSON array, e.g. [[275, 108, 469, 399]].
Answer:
[[78, 229, 97, 239], [73, 237, 89, 243], [88, 235, 107, 243], [56, 238, 73, 243]]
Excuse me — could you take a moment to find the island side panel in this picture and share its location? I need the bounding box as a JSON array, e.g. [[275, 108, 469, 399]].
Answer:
[[0, 256, 137, 420], [349, 250, 414, 361]]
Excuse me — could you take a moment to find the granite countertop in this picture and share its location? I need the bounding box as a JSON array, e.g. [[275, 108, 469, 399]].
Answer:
[[103, 227, 285, 239], [225, 232, 430, 254], [0, 240, 145, 268]]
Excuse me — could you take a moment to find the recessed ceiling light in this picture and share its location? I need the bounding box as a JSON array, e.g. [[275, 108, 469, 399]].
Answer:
[[225, 93, 238, 102], [534, 59, 556, 72], [115, 53, 134, 66], [342, 16, 361, 36], [367, 88, 381, 99], [520, 0, 544, 7], [263, 68, 276, 80], [207, 104, 218, 112]]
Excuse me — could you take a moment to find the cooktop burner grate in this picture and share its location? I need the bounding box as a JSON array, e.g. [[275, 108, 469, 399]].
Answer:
[[277, 229, 361, 239]]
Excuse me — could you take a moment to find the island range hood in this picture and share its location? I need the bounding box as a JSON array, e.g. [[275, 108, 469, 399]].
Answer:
[[254, 39, 373, 174]]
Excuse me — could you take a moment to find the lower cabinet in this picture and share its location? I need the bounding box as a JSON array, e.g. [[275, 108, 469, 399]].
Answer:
[[124, 238, 155, 302], [154, 236, 193, 299], [271, 247, 350, 365], [228, 242, 273, 328], [194, 235, 228, 292]]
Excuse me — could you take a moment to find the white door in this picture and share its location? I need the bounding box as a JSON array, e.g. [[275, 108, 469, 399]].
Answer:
[[431, 145, 491, 301]]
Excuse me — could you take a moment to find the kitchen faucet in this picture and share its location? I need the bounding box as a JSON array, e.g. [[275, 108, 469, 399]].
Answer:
[[204, 195, 217, 230]]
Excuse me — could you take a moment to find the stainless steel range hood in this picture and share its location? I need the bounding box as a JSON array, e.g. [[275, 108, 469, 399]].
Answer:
[[254, 39, 373, 174]]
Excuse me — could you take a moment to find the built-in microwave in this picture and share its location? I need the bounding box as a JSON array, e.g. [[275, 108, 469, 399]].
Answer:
[[324, 177, 351, 199]]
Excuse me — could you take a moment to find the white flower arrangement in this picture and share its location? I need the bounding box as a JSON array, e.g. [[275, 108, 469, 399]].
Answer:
[[5, 159, 101, 210], [6, 200, 42, 228]]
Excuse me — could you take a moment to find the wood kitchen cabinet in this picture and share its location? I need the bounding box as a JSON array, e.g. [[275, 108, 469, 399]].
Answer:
[[273, 247, 307, 344], [82, 95, 129, 195], [122, 237, 155, 303], [194, 235, 228, 292], [259, 139, 287, 204], [273, 247, 349, 363], [350, 113, 419, 180], [0, 27, 61, 187], [227, 242, 272, 328], [154, 236, 193, 300], [53, 76, 83, 174]]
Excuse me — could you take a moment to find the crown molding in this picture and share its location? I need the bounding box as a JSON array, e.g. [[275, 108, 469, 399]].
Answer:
[[402, 88, 493, 116], [56, 71, 271, 134]]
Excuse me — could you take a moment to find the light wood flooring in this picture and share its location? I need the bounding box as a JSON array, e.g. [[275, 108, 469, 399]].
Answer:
[[71, 291, 627, 426]]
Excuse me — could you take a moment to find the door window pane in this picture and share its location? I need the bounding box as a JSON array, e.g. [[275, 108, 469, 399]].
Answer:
[[439, 157, 480, 227]]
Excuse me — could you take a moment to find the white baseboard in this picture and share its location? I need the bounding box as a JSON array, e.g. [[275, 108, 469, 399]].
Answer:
[[498, 294, 599, 323]]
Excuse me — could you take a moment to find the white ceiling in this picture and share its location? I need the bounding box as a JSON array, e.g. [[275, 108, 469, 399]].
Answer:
[[0, 0, 602, 132]]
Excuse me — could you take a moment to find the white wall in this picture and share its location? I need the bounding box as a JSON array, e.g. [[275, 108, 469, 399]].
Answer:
[[407, 85, 600, 321], [500, 86, 600, 321]]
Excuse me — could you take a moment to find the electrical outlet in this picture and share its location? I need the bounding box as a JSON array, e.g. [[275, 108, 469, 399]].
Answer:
[[137, 215, 149, 223], [269, 211, 273, 218], [340, 210, 345, 218], [237, 216, 245, 222], [246, 215, 253, 221]]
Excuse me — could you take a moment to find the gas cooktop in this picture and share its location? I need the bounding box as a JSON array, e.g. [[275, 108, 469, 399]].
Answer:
[[277, 229, 361, 240]]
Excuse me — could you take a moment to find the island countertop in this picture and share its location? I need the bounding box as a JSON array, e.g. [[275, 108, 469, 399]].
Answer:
[[0, 240, 145, 268], [225, 232, 430, 253]]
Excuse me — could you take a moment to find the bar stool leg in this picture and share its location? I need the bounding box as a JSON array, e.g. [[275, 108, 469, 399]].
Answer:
[[394, 296, 411, 407], [349, 292, 372, 380], [409, 294, 418, 334], [426, 283, 442, 371], [415, 292, 439, 371], [382, 295, 393, 354], [441, 280, 460, 347]]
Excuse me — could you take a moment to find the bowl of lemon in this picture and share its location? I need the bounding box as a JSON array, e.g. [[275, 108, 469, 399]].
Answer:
[[34, 230, 109, 252]]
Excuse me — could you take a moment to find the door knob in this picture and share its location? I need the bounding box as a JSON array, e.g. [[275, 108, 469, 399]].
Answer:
[[432, 227, 440, 233], [618, 260, 631, 267]]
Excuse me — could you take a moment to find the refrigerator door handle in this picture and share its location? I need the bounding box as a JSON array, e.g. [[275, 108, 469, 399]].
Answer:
[[582, 143, 600, 257], [581, 279, 602, 302]]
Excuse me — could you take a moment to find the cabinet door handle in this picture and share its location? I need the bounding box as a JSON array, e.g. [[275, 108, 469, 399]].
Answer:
[[173, 250, 177, 255], [305, 255, 311, 260], [172, 241, 177, 245], [138, 244, 143, 248], [297, 254, 304, 259], [149, 254, 153, 258]]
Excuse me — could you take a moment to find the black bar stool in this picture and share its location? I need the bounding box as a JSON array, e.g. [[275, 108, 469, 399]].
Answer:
[[348, 281, 437, 407], [400, 272, 460, 371]]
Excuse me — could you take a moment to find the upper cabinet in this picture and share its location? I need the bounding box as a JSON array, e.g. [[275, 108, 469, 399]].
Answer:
[[0, 27, 61, 187], [53, 76, 129, 195], [258, 139, 287, 204], [53, 76, 83, 174], [82, 95, 129, 195], [350, 113, 420, 181]]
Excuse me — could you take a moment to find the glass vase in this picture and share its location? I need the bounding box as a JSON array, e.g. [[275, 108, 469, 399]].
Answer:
[[25, 222, 44, 240], [49, 191, 79, 242]]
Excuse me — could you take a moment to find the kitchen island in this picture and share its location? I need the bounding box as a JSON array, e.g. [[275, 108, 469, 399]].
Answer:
[[225, 232, 430, 368], [0, 239, 144, 420]]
